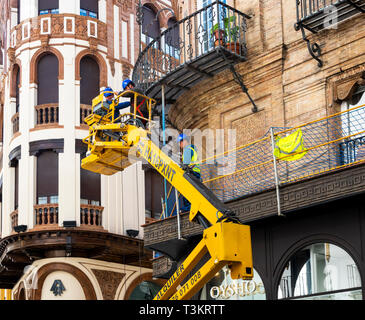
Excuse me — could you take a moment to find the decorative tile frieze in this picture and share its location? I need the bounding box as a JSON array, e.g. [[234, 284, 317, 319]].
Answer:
[[11, 14, 107, 49]]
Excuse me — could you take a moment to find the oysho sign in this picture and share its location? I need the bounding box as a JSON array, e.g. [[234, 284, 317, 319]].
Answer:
[[209, 280, 265, 300]]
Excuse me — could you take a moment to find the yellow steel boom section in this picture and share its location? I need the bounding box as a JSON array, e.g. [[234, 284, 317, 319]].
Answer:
[[81, 90, 253, 300]]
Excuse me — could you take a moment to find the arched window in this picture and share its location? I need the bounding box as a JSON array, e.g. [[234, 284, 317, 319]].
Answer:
[[37, 53, 59, 105], [277, 243, 362, 300], [80, 0, 98, 18], [37, 151, 58, 204], [142, 5, 160, 45], [38, 0, 59, 15], [80, 55, 100, 105]]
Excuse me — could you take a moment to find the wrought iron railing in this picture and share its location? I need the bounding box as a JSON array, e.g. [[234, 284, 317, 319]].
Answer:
[[294, 0, 365, 67], [132, 1, 250, 95], [339, 135, 365, 164], [296, 0, 364, 25]]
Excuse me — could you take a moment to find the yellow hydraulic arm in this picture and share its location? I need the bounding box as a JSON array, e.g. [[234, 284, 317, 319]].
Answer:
[[81, 90, 253, 300]]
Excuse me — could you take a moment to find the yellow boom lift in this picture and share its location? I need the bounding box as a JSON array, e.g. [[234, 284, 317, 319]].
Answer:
[[81, 90, 253, 300]]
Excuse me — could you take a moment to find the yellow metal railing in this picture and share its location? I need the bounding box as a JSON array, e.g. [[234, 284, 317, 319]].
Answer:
[[159, 104, 365, 218], [196, 104, 365, 202]]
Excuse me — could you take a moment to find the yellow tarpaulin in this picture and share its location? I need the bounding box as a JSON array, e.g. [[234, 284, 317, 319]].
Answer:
[[274, 128, 307, 161]]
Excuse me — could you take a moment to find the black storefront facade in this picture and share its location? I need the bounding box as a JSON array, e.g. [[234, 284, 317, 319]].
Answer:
[[144, 162, 365, 300]]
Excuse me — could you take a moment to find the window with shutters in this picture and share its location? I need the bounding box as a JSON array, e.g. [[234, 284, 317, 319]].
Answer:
[[38, 0, 59, 15], [141, 4, 160, 45], [36, 151, 58, 204], [80, 167, 101, 206], [144, 169, 163, 219], [14, 160, 19, 210], [37, 53, 59, 105], [80, 55, 100, 105], [80, 0, 98, 19], [15, 65, 20, 113]]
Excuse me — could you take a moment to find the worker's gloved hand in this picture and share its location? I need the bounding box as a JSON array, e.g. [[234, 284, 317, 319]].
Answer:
[[181, 164, 193, 173]]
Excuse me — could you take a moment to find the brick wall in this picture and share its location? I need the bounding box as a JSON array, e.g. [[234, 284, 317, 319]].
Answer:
[[169, 0, 365, 153]]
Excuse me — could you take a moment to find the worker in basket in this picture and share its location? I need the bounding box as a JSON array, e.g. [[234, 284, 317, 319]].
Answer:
[[177, 133, 201, 213], [121, 79, 149, 127], [103, 87, 130, 122]]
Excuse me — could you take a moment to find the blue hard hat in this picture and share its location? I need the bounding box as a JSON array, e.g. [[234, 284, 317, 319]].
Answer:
[[103, 87, 114, 98], [177, 133, 188, 143], [122, 79, 135, 90]]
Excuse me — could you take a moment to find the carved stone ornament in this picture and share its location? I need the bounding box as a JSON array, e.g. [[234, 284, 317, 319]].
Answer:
[[88, 36, 98, 52], [91, 269, 125, 300], [40, 34, 50, 49], [7, 47, 15, 64], [115, 0, 133, 12]]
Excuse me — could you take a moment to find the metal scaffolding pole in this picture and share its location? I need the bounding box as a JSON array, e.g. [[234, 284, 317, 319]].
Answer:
[[270, 127, 284, 217]]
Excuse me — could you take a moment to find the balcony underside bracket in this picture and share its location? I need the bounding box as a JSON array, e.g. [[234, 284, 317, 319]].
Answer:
[[217, 48, 258, 113], [295, 23, 323, 68]]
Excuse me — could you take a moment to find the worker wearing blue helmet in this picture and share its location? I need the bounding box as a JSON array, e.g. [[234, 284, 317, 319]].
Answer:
[[103, 87, 130, 121], [121, 79, 149, 126], [177, 133, 201, 213]]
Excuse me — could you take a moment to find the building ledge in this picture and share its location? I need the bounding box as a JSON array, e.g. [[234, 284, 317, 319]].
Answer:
[[143, 161, 365, 261], [0, 229, 152, 288]]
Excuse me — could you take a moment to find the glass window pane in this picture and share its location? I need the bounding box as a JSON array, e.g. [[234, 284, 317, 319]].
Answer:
[[80, 9, 87, 16], [38, 196, 47, 204], [51, 8, 59, 14], [277, 243, 362, 300], [50, 195, 58, 204], [39, 10, 48, 15], [89, 11, 97, 19]]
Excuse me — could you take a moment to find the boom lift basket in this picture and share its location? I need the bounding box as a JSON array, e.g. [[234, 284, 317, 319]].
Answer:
[[81, 90, 156, 175]]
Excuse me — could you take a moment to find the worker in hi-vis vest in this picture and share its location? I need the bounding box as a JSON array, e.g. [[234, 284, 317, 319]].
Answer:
[[177, 133, 201, 213]]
